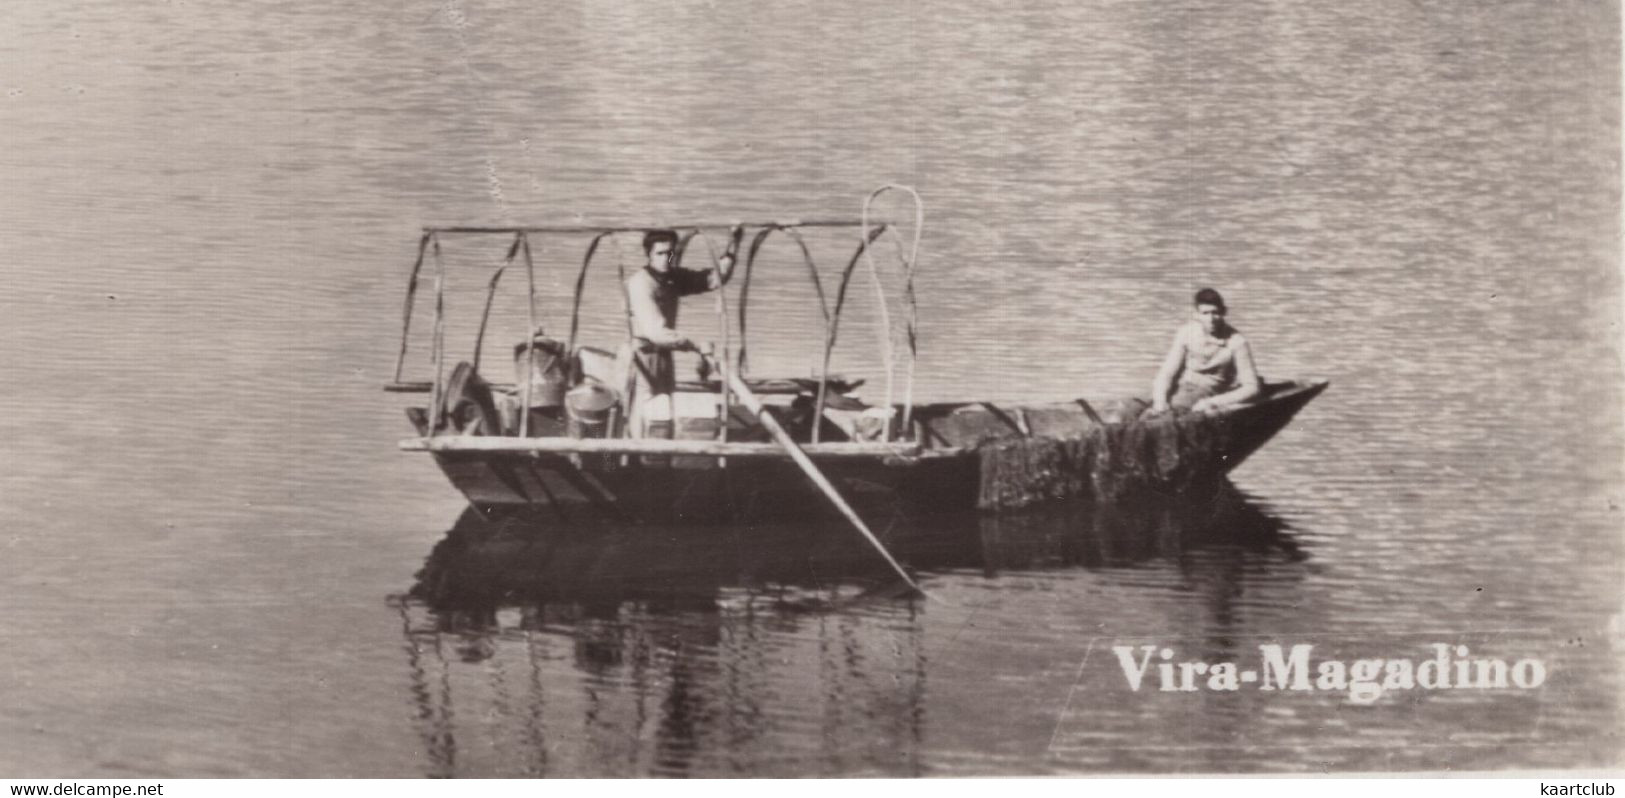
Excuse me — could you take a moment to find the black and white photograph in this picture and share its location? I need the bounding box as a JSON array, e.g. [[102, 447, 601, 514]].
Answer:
[[1, 0, 1620, 779]]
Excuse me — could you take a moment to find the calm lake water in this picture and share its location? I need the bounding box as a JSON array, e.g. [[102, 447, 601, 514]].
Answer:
[[0, 0, 1620, 777]]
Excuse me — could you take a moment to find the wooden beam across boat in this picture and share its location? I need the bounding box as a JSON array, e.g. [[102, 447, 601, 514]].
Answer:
[[399, 436, 944, 459], [424, 220, 875, 235]]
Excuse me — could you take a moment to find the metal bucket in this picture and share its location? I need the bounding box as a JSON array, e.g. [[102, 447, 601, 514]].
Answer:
[[565, 382, 618, 440], [514, 336, 569, 408]]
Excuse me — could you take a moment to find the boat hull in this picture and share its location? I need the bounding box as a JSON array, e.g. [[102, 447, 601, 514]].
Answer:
[[430, 447, 979, 523], [420, 379, 1328, 520]]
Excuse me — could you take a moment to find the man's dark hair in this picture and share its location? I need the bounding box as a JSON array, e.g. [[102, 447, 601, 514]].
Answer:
[[642, 229, 679, 255], [1193, 287, 1226, 310]]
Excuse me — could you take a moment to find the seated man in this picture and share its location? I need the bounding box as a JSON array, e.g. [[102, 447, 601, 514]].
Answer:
[[624, 227, 741, 435], [1149, 287, 1262, 414]]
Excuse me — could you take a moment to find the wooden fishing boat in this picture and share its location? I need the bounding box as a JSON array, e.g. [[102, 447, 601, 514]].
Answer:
[[387, 192, 1327, 526]]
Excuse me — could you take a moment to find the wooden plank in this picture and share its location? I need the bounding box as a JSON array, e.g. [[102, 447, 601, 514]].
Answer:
[[384, 381, 434, 393], [425, 220, 874, 235], [400, 436, 935, 458], [389, 378, 846, 396]]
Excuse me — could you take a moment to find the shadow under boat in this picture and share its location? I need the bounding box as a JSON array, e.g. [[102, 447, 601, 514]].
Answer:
[[408, 481, 1304, 611], [390, 486, 1309, 777]]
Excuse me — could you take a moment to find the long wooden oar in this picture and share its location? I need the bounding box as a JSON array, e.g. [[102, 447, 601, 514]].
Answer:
[[705, 354, 922, 594]]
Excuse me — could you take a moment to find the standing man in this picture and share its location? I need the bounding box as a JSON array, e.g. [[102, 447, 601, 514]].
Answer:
[[623, 227, 742, 433], [1149, 287, 1263, 414]]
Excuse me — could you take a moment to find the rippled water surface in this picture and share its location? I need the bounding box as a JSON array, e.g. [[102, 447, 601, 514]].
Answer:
[[0, 0, 1619, 776]]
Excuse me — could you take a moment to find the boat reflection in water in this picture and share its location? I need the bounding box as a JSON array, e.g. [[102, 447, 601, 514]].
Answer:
[[390, 485, 1304, 777]]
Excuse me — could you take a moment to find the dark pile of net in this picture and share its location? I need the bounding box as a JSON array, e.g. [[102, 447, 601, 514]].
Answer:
[[976, 408, 1238, 510]]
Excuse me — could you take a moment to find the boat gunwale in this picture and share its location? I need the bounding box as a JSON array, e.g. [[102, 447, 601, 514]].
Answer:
[[400, 379, 1328, 459], [400, 436, 954, 460]]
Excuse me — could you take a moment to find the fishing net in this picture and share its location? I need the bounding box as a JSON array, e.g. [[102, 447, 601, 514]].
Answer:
[[976, 406, 1237, 510]]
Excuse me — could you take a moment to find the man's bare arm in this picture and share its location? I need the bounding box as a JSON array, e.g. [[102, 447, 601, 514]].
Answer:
[[1149, 327, 1187, 412], [706, 225, 745, 290]]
